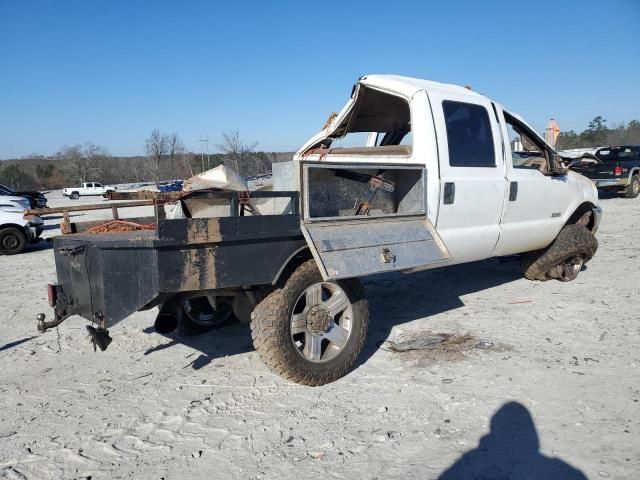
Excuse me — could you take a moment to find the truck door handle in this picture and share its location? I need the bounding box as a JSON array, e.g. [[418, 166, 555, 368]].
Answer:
[[509, 181, 518, 201], [443, 182, 455, 204]]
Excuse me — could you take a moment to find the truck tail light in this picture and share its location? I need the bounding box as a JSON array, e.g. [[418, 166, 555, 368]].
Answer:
[[614, 166, 622, 176], [47, 284, 57, 307]]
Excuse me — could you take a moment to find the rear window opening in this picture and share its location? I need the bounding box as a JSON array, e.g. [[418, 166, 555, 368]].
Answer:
[[307, 87, 412, 156]]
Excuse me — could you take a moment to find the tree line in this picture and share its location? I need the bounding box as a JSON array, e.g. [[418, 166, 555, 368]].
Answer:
[[0, 130, 290, 191], [557, 117, 640, 150], [3, 118, 639, 191]]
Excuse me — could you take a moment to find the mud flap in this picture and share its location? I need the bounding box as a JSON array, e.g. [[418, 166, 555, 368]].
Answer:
[[299, 161, 450, 280]]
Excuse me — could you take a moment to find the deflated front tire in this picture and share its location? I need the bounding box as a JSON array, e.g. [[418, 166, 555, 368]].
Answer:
[[523, 224, 598, 281]]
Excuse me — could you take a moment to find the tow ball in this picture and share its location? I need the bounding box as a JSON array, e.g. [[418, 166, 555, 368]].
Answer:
[[36, 312, 66, 333], [36, 313, 112, 352]]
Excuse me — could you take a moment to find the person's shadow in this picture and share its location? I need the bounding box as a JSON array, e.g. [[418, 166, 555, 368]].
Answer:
[[438, 402, 587, 480]]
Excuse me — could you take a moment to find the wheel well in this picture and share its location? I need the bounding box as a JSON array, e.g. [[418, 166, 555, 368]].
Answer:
[[566, 202, 597, 231], [272, 247, 313, 287], [0, 224, 28, 235]]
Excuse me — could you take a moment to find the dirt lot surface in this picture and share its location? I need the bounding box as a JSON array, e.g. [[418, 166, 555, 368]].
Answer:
[[1, 191, 638, 479]]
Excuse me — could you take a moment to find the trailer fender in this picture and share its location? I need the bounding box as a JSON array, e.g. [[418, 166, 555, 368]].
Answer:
[[271, 246, 312, 286]]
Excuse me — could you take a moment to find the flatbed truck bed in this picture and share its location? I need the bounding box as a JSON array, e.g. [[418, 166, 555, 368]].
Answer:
[[44, 190, 304, 331]]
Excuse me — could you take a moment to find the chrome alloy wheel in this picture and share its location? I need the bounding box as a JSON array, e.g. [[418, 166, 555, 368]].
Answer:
[[557, 256, 584, 282], [290, 282, 353, 363]]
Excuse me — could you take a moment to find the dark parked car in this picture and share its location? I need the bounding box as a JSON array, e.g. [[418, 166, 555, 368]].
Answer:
[[0, 184, 48, 208], [570, 145, 640, 198]]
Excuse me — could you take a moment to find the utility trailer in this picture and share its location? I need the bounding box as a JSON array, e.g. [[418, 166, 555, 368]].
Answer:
[[38, 162, 450, 385]]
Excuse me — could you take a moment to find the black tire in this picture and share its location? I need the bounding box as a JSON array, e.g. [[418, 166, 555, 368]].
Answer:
[[624, 174, 639, 199], [182, 295, 233, 328], [0, 227, 28, 255], [523, 224, 598, 282], [70, 192, 80, 200], [155, 294, 234, 336], [251, 259, 369, 386]]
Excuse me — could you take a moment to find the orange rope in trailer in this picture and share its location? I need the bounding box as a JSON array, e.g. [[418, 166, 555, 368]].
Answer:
[[84, 220, 155, 234]]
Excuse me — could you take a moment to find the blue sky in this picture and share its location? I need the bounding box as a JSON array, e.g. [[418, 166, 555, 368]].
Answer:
[[1, 0, 638, 158]]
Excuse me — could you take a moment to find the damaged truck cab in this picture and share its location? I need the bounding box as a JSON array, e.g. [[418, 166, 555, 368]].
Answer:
[[297, 75, 601, 265], [41, 75, 601, 386]]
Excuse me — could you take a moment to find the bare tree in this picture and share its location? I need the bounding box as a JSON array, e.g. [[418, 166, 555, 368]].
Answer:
[[181, 151, 198, 178], [132, 159, 146, 183], [218, 130, 258, 177], [59, 143, 107, 183], [60, 145, 86, 183], [144, 129, 168, 186], [84, 142, 111, 182], [57, 142, 109, 183], [167, 132, 185, 181], [19, 154, 46, 188]]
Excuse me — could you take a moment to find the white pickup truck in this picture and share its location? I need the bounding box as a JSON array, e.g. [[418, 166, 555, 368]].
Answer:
[[62, 182, 116, 200], [295, 75, 600, 277], [253, 75, 602, 384], [0, 195, 44, 255], [41, 75, 602, 386]]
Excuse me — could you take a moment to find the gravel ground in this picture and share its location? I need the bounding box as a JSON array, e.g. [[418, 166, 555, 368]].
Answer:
[[0, 191, 638, 479]]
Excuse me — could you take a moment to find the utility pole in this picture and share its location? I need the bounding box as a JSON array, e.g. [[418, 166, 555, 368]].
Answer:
[[206, 138, 210, 169], [199, 137, 209, 173]]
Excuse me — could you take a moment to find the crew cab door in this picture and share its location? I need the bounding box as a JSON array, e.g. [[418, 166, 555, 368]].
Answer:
[[492, 107, 567, 255], [299, 161, 450, 280], [427, 91, 507, 263]]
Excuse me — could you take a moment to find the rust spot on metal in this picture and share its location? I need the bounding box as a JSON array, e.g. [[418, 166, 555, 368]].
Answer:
[[185, 219, 223, 243], [178, 247, 218, 290]]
